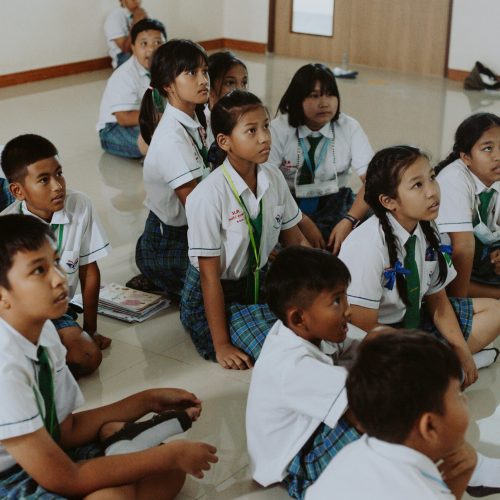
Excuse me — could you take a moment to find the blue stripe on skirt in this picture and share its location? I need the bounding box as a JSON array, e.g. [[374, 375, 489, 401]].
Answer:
[[0, 442, 102, 499], [180, 264, 276, 360], [283, 417, 361, 500], [135, 211, 189, 300]]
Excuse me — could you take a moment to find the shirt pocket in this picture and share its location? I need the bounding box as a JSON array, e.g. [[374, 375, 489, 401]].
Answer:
[[60, 250, 80, 276]]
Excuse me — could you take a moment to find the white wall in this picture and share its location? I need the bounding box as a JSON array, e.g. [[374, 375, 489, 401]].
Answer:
[[222, 0, 269, 43], [448, 0, 500, 72]]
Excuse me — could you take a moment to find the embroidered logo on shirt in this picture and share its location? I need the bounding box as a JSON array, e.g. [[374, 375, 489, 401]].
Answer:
[[273, 212, 283, 229], [228, 208, 245, 224], [65, 257, 79, 270]]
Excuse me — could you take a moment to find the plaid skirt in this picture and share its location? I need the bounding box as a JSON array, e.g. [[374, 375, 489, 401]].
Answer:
[[99, 122, 142, 159], [180, 264, 276, 360], [0, 442, 102, 499], [303, 187, 355, 241], [423, 296, 474, 341], [0, 178, 14, 211], [135, 211, 189, 300], [283, 417, 361, 500]]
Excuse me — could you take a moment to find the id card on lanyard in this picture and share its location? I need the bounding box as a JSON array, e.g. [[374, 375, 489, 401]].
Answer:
[[221, 163, 263, 303], [294, 123, 339, 199], [181, 124, 211, 179], [19, 204, 64, 254]]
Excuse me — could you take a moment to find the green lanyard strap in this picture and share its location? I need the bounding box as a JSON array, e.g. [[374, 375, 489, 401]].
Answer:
[[19, 204, 64, 254], [222, 164, 263, 303], [181, 124, 209, 170]]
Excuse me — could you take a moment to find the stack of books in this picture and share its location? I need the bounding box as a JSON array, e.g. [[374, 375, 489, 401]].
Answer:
[[71, 283, 170, 323]]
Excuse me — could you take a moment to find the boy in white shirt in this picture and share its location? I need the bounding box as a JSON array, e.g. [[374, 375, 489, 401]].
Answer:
[[1, 135, 110, 377], [104, 0, 147, 68], [307, 331, 476, 500], [246, 246, 363, 499], [98, 18, 166, 159]]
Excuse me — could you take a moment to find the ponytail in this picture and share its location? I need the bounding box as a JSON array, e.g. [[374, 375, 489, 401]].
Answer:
[[420, 221, 447, 286], [139, 87, 164, 146], [434, 150, 459, 175]]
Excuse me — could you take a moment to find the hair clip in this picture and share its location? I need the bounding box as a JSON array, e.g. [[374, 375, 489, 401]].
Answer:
[[383, 260, 410, 290]]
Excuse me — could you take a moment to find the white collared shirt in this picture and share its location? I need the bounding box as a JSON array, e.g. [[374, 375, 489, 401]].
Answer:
[[143, 103, 209, 227], [339, 214, 456, 325], [436, 158, 500, 234], [104, 7, 132, 68], [0, 318, 84, 472], [246, 320, 349, 487], [96, 56, 150, 131], [186, 160, 301, 279], [1, 189, 111, 299], [306, 435, 454, 499], [266, 112, 373, 192]]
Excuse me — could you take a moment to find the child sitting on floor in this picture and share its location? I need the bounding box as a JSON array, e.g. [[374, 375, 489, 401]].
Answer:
[[0, 214, 217, 499], [1, 134, 111, 376]]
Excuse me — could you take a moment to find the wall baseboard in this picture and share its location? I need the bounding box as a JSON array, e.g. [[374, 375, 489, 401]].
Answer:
[[446, 68, 469, 81], [198, 38, 267, 54], [0, 57, 112, 88]]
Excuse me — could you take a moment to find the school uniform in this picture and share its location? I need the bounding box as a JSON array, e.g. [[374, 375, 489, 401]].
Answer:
[[306, 435, 454, 500], [339, 214, 474, 338], [1, 190, 111, 331], [246, 319, 360, 500], [0, 318, 102, 498], [267, 112, 373, 239], [180, 160, 301, 360], [136, 103, 210, 299], [97, 56, 150, 159], [104, 7, 132, 68], [437, 159, 500, 285]]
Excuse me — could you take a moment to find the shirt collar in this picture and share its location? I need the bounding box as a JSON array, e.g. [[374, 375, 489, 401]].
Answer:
[[224, 160, 270, 202], [0, 318, 60, 362], [387, 212, 426, 248], [166, 102, 201, 129], [20, 200, 70, 225], [297, 120, 333, 140], [132, 55, 150, 78]]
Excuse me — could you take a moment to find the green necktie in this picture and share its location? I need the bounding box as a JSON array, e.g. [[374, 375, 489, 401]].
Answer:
[[403, 235, 421, 329], [297, 136, 322, 214], [478, 190, 494, 224], [244, 200, 263, 304], [37, 346, 60, 442]]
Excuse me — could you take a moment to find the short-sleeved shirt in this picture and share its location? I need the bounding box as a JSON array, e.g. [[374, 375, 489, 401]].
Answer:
[[436, 159, 500, 235], [104, 7, 132, 68], [246, 320, 349, 486], [339, 214, 456, 325], [143, 103, 210, 227], [186, 161, 301, 279], [1, 190, 111, 299], [305, 435, 454, 500], [96, 56, 150, 131], [266, 112, 373, 192], [0, 318, 84, 473]]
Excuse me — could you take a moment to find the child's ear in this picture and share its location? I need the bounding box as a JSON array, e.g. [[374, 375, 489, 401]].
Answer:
[[0, 287, 11, 311], [217, 133, 231, 153], [417, 412, 439, 444], [379, 193, 397, 212], [459, 151, 471, 166], [286, 306, 305, 330], [9, 182, 26, 201]]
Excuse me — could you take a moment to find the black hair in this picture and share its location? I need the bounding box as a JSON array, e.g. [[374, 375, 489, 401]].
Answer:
[[130, 18, 166, 45], [436, 112, 500, 174], [347, 331, 462, 443], [0, 214, 55, 289], [277, 63, 341, 127], [364, 146, 447, 305], [265, 246, 350, 324], [210, 89, 265, 167], [208, 51, 248, 102], [139, 39, 208, 144], [1, 134, 58, 184]]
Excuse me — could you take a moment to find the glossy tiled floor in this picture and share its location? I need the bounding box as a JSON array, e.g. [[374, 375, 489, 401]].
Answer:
[[1, 53, 500, 499]]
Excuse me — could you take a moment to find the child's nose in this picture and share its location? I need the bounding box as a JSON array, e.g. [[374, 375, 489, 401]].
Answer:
[[52, 263, 67, 287]]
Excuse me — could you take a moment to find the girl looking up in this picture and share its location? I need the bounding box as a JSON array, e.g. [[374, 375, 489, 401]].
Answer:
[[267, 63, 374, 253], [135, 39, 210, 300], [180, 90, 308, 369], [339, 146, 500, 388], [436, 113, 500, 299]]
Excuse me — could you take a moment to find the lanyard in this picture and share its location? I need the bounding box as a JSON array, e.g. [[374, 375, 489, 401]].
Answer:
[[181, 124, 209, 170], [296, 122, 335, 179], [19, 204, 64, 254], [222, 163, 262, 303]]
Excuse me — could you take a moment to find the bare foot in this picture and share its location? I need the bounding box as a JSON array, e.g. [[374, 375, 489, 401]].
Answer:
[[185, 406, 202, 422], [93, 333, 112, 350]]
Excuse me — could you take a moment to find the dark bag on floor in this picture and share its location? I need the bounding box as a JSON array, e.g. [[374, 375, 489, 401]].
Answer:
[[464, 61, 500, 91]]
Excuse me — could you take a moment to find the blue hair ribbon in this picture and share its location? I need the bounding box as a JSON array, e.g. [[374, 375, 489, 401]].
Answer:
[[383, 260, 410, 290], [439, 245, 452, 255]]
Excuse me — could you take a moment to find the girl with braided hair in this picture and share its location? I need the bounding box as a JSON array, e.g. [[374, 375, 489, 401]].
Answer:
[[339, 145, 500, 388]]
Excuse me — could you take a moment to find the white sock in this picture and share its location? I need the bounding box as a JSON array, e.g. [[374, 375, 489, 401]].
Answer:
[[469, 453, 500, 487], [105, 415, 187, 456], [473, 348, 499, 370]]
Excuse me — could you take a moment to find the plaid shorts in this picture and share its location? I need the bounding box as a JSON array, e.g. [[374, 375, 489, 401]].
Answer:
[[305, 187, 355, 241], [423, 296, 474, 341], [99, 122, 142, 159], [283, 417, 361, 500], [51, 312, 79, 331], [135, 211, 189, 300], [0, 178, 14, 211], [0, 442, 102, 499], [180, 264, 276, 361]]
